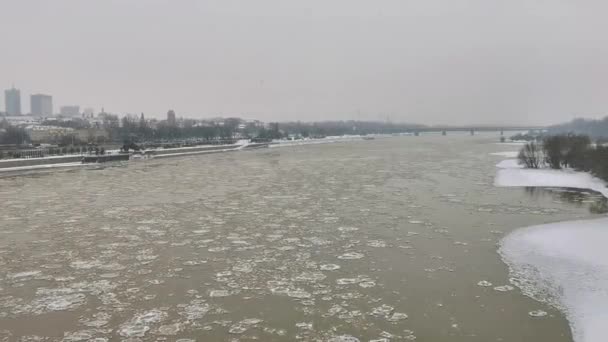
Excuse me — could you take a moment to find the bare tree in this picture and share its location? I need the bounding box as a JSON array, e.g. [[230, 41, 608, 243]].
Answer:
[[518, 142, 544, 169]]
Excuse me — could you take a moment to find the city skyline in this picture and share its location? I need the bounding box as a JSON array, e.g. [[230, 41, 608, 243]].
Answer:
[[2, 1, 608, 126]]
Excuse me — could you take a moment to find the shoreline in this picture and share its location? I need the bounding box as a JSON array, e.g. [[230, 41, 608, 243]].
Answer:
[[493, 151, 608, 342], [0, 136, 369, 173]]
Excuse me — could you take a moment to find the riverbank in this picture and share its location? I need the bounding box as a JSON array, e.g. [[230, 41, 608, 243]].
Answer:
[[499, 218, 608, 342], [0, 136, 372, 172], [492, 153, 608, 197], [493, 150, 608, 342], [0, 141, 270, 172]]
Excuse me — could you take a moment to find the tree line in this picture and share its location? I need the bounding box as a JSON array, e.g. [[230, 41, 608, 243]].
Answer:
[[518, 134, 608, 182], [547, 117, 608, 140]]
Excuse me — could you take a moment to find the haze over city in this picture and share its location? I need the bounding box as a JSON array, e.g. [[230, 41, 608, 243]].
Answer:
[[1, 0, 608, 125]]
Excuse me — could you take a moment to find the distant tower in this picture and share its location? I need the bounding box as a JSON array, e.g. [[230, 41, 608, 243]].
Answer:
[[4, 86, 21, 115], [167, 110, 176, 126], [30, 94, 53, 116]]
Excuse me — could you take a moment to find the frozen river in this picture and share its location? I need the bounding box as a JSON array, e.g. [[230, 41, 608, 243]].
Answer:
[[0, 134, 603, 341]]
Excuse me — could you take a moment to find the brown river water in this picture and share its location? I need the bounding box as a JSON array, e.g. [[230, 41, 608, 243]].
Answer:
[[1, 134, 603, 341]]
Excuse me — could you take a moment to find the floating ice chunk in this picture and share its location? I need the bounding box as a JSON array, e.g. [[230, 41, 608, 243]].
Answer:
[[336, 278, 358, 285], [7, 270, 42, 280], [118, 309, 167, 338], [228, 318, 263, 334], [180, 300, 210, 321], [528, 310, 548, 317], [232, 262, 254, 273], [387, 312, 409, 321], [295, 322, 313, 330], [157, 322, 183, 335], [477, 280, 493, 287], [320, 264, 341, 271], [294, 272, 327, 282], [62, 330, 100, 341], [241, 318, 263, 325], [500, 217, 608, 342], [306, 237, 332, 246], [80, 312, 111, 328], [370, 304, 394, 318], [70, 260, 103, 269], [367, 240, 387, 248], [359, 280, 376, 288], [209, 290, 231, 298], [182, 260, 207, 266], [493, 285, 515, 292], [338, 252, 365, 260], [287, 289, 312, 299], [31, 291, 86, 314], [327, 335, 360, 342]]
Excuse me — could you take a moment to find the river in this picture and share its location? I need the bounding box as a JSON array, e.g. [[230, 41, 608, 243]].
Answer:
[[0, 134, 603, 341]]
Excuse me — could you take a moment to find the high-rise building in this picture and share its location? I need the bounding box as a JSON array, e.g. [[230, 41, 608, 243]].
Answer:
[[31, 94, 53, 116], [59, 105, 80, 117], [4, 87, 21, 115], [167, 110, 176, 126]]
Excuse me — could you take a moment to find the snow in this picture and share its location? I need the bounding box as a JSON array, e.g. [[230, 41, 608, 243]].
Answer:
[[490, 151, 519, 158], [495, 159, 522, 169], [0, 154, 82, 164], [0, 162, 87, 173], [152, 148, 237, 159], [493, 141, 528, 146], [499, 217, 608, 342], [495, 168, 608, 198], [493, 149, 608, 197]]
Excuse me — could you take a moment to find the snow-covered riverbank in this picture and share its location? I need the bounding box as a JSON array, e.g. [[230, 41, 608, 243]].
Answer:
[[500, 218, 608, 342], [494, 150, 608, 342], [493, 153, 608, 198]]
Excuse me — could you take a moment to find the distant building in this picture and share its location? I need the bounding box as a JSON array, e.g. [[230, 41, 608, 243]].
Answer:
[[59, 105, 80, 117], [167, 110, 176, 126], [83, 107, 95, 117], [25, 125, 74, 143], [4, 87, 21, 115], [30, 94, 53, 116]]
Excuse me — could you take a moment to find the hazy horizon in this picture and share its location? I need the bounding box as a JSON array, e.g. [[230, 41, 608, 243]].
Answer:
[[2, 0, 607, 126]]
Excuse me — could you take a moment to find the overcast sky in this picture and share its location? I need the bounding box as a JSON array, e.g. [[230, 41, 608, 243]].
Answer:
[[1, 0, 607, 125]]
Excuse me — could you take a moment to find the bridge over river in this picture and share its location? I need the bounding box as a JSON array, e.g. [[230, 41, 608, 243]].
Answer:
[[406, 126, 545, 135]]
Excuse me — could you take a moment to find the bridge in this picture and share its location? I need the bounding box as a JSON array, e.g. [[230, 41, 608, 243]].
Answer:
[[406, 126, 545, 135]]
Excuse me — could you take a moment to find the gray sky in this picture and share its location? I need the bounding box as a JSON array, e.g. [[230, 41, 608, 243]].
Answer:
[[1, 0, 607, 125]]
